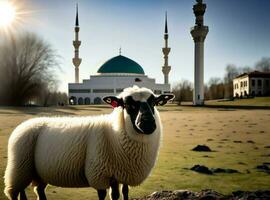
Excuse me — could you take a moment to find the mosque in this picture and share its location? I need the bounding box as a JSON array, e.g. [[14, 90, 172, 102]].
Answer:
[[68, 6, 171, 105], [69, 0, 208, 105]]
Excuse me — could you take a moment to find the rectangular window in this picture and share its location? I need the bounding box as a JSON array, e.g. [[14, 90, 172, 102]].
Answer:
[[258, 80, 262, 87], [154, 90, 162, 94], [116, 88, 123, 93], [265, 80, 269, 86], [93, 89, 114, 93], [240, 82, 243, 87], [252, 79, 255, 87], [69, 89, 90, 93]]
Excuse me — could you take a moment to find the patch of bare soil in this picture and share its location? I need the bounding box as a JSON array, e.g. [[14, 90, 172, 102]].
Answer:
[[132, 189, 270, 200]]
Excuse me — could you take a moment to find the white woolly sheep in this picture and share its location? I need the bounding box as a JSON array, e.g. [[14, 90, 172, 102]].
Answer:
[[4, 86, 174, 200]]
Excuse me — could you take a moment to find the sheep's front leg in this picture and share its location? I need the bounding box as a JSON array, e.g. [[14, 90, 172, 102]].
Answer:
[[122, 184, 129, 200], [97, 189, 107, 200], [33, 182, 47, 200], [19, 190, 27, 200], [110, 179, 120, 200]]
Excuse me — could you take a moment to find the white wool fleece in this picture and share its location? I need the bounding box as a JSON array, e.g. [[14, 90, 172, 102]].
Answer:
[[4, 105, 162, 196]]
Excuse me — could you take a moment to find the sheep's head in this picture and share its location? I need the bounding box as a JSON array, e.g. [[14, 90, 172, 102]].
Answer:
[[103, 86, 174, 135]]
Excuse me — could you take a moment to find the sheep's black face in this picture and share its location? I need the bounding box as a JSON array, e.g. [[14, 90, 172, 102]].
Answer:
[[103, 90, 175, 135], [124, 95, 156, 135]]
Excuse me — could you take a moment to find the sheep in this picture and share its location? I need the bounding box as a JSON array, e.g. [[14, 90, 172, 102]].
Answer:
[[4, 86, 174, 200]]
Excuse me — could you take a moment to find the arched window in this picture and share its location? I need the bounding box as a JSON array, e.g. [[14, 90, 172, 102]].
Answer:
[[94, 97, 102, 104], [78, 97, 84, 105], [69, 96, 77, 105], [84, 97, 90, 105]]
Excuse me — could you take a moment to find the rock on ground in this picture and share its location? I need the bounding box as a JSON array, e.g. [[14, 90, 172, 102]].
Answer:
[[190, 165, 239, 175], [132, 189, 270, 200], [192, 145, 212, 152]]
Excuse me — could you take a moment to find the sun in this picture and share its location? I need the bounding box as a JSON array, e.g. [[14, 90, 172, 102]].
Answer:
[[0, 1, 16, 27]]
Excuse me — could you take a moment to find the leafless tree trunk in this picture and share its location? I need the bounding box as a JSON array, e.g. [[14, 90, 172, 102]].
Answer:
[[255, 57, 270, 72], [205, 77, 225, 100], [0, 32, 60, 106], [223, 64, 239, 99], [172, 80, 193, 105]]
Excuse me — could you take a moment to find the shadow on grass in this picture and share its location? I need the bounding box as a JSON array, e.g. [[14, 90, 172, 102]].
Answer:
[[179, 104, 270, 110], [204, 105, 270, 110]]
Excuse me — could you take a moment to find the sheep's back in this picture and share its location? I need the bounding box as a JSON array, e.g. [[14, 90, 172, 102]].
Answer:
[[34, 117, 95, 187]]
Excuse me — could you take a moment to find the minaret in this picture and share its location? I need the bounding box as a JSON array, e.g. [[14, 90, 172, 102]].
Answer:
[[190, 0, 209, 105], [72, 4, 81, 83], [162, 12, 171, 85]]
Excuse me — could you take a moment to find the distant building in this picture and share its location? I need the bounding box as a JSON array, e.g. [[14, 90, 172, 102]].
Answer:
[[68, 6, 171, 105], [233, 71, 270, 97]]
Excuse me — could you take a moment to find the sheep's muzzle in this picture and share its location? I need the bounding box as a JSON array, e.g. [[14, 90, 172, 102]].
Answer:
[[135, 102, 156, 135]]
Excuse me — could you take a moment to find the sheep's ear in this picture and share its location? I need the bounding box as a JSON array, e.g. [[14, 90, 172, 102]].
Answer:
[[155, 94, 175, 106], [103, 96, 124, 108]]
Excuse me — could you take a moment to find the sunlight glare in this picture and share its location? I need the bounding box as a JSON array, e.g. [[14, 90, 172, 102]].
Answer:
[[0, 1, 16, 27]]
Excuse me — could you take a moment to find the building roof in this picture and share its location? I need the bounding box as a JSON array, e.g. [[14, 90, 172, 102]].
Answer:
[[235, 71, 270, 79], [97, 55, 145, 74]]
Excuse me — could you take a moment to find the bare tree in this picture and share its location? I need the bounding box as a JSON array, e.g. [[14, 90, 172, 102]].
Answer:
[[0, 32, 60, 106], [206, 77, 225, 100], [239, 66, 253, 74], [255, 57, 270, 72], [223, 64, 240, 99], [224, 64, 239, 83], [37, 91, 68, 106], [172, 80, 193, 105]]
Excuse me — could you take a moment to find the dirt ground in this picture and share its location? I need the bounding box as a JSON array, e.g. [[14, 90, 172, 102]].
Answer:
[[0, 106, 269, 199]]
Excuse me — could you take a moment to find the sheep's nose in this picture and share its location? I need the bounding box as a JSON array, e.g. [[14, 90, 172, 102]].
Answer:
[[135, 103, 156, 134], [137, 120, 156, 135]]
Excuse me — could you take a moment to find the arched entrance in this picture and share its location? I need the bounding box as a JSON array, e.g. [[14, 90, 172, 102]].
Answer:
[[69, 96, 77, 105], [78, 97, 84, 105], [84, 97, 90, 105], [94, 97, 102, 104]]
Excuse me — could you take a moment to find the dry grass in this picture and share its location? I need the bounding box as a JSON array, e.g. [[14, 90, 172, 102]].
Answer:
[[0, 105, 269, 199], [205, 97, 270, 107]]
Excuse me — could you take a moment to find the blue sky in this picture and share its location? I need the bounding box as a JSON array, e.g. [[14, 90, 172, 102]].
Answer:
[[3, 0, 270, 92]]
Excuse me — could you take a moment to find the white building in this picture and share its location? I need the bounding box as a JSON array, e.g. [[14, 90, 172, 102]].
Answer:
[[233, 71, 270, 97], [68, 55, 171, 104], [68, 7, 172, 105]]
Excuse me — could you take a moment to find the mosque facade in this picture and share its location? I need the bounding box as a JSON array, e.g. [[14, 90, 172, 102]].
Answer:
[[68, 6, 171, 105]]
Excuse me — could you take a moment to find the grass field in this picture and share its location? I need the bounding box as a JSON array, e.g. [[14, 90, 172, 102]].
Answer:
[[0, 105, 270, 199], [205, 97, 270, 107]]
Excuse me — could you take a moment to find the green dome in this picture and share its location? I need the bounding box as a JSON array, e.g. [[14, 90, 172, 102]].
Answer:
[[97, 55, 145, 74]]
